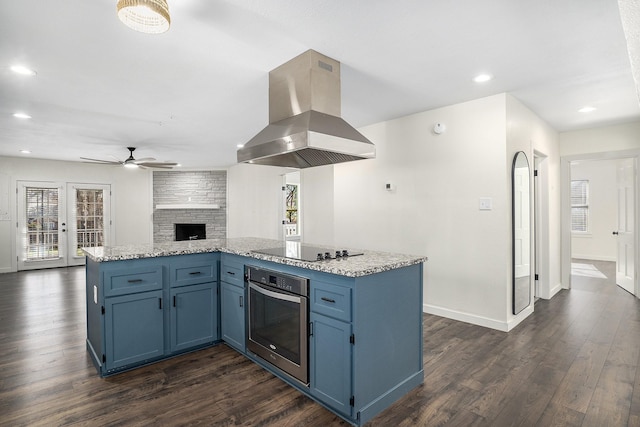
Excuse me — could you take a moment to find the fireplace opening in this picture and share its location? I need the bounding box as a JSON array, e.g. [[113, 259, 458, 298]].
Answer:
[[175, 223, 206, 241]]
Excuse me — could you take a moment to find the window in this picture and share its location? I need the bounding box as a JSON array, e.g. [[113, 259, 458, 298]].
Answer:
[[25, 187, 60, 260], [571, 180, 589, 232]]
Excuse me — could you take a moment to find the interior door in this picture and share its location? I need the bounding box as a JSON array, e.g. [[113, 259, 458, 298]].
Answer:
[[17, 181, 67, 270], [616, 158, 635, 295]]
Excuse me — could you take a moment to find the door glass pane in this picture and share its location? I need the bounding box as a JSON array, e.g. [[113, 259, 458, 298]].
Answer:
[[285, 184, 298, 237], [25, 187, 59, 260], [76, 188, 105, 256]]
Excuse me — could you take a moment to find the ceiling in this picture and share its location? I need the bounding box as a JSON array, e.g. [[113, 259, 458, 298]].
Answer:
[[1, 0, 639, 169]]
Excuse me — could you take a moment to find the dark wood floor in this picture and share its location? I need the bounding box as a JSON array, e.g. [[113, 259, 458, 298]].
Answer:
[[1, 261, 640, 426]]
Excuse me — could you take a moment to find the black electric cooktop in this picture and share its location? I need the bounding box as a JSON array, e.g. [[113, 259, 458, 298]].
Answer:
[[253, 244, 363, 262]]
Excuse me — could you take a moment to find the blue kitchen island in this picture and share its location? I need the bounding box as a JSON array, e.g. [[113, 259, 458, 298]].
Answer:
[[84, 237, 425, 426]]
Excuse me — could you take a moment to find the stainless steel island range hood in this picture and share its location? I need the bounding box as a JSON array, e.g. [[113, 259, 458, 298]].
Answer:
[[237, 50, 375, 168]]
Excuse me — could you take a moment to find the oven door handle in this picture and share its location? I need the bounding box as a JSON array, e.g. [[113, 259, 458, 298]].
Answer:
[[249, 282, 302, 304]]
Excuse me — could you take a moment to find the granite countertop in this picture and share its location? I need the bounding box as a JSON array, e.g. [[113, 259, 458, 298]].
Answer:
[[82, 237, 427, 278]]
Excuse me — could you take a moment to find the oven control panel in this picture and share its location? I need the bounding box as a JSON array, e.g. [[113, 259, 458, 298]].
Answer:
[[246, 266, 308, 297]]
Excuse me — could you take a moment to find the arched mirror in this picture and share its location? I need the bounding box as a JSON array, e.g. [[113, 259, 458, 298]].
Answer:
[[512, 151, 531, 315]]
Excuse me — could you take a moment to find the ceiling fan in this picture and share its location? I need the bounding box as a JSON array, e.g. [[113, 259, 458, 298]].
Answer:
[[81, 147, 177, 169]]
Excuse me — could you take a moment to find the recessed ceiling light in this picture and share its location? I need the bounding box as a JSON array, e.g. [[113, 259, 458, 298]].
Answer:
[[236, 144, 244, 148], [13, 112, 32, 119], [473, 74, 493, 83], [20, 149, 31, 154], [10, 65, 37, 76], [578, 106, 597, 113]]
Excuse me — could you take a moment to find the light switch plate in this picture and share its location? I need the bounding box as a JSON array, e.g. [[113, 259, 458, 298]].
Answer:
[[479, 197, 492, 210]]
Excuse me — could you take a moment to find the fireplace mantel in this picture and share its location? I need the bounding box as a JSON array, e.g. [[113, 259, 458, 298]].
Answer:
[[155, 204, 220, 210]]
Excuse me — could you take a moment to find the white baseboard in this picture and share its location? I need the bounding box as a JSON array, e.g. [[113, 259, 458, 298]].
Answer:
[[424, 304, 509, 332], [506, 305, 534, 331], [424, 303, 536, 332], [537, 282, 563, 300], [549, 282, 563, 297], [0, 267, 14, 274]]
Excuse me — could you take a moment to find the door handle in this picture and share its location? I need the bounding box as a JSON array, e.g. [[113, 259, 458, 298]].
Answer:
[[613, 231, 619, 235]]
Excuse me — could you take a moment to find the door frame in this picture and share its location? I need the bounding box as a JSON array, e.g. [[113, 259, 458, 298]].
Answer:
[[533, 151, 551, 299], [561, 149, 640, 295]]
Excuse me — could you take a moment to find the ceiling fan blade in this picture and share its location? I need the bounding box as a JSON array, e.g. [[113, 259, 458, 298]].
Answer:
[[138, 162, 176, 168], [80, 157, 121, 165], [132, 157, 156, 164]]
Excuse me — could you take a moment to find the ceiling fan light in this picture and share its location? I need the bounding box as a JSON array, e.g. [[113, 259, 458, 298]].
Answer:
[[124, 162, 139, 169], [11, 65, 37, 76], [117, 0, 170, 34]]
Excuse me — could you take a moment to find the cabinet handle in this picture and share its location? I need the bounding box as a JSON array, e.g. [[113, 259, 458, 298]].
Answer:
[[321, 297, 336, 303], [227, 271, 236, 275], [309, 322, 314, 336], [239, 296, 243, 308], [189, 271, 202, 275], [173, 295, 176, 307], [159, 298, 163, 309], [128, 279, 143, 283]]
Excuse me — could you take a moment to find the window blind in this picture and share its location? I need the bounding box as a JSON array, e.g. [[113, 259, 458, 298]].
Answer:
[[571, 180, 589, 232]]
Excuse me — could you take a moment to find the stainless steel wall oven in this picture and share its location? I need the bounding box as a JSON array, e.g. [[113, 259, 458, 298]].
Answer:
[[246, 266, 309, 385]]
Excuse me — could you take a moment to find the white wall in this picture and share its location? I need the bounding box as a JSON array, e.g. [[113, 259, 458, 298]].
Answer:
[[0, 156, 153, 272], [560, 121, 640, 156], [227, 163, 290, 240], [330, 94, 511, 329], [300, 165, 334, 246], [570, 160, 617, 261]]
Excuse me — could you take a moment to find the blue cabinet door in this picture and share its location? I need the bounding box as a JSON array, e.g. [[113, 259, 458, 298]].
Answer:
[[170, 282, 218, 352], [221, 281, 246, 352], [310, 312, 352, 416], [105, 290, 165, 372]]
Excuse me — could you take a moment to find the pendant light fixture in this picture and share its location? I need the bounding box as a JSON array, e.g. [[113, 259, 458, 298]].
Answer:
[[116, 0, 170, 34]]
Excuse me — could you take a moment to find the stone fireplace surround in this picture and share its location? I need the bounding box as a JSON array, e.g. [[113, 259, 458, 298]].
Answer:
[[153, 170, 226, 243]]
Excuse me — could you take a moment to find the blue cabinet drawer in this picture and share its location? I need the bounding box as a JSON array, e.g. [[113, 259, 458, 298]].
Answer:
[[170, 260, 217, 287], [311, 281, 351, 322], [104, 266, 163, 297], [221, 257, 244, 287]]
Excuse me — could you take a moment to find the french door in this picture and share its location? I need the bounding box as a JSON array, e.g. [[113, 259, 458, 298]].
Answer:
[[17, 181, 111, 270]]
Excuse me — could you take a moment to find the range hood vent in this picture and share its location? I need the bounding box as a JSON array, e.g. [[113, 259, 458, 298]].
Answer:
[[238, 50, 375, 168]]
